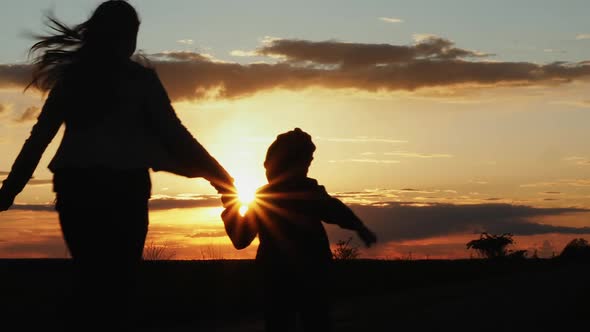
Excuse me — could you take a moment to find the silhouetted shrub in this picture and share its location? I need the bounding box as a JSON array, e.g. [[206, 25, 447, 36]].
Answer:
[[558, 238, 590, 261], [333, 237, 360, 260], [143, 241, 176, 260], [466, 232, 514, 259]]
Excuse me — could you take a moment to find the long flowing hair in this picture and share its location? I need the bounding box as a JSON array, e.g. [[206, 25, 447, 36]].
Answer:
[[27, 0, 140, 92]]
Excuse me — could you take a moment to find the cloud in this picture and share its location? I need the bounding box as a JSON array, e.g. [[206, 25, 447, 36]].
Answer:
[[10, 203, 54, 211], [148, 195, 222, 210], [542, 191, 562, 195], [328, 158, 400, 164], [0, 173, 52, 187], [521, 179, 590, 187], [412, 34, 440, 43], [564, 156, 590, 165], [326, 202, 590, 243], [177, 39, 194, 45], [379, 17, 404, 23], [185, 230, 228, 238], [230, 50, 258, 57], [552, 100, 590, 108], [150, 51, 216, 62], [543, 49, 566, 54], [257, 36, 490, 67], [316, 137, 407, 144], [0, 64, 31, 89], [0, 234, 67, 258], [14, 106, 40, 123], [27, 179, 53, 186], [575, 34, 590, 40], [2, 36, 590, 102], [384, 151, 452, 158]]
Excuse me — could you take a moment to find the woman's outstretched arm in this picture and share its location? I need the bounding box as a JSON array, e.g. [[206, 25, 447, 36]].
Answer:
[[0, 85, 65, 211], [144, 69, 235, 195]]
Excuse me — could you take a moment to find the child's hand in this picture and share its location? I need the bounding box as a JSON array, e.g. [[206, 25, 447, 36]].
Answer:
[[357, 226, 377, 248]]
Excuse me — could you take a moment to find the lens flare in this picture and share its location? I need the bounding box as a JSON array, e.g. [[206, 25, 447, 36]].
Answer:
[[234, 176, 260, 216]]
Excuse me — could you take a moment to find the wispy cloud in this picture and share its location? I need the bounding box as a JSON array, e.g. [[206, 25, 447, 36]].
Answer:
[[379, 17, 403, 23], [543, 48, 566, 54], [575, 34, 590, 40], [328, 158, 400, 164], [521, 179, 590, 187], [14, 106, 40, 123], [564, 156, 590, 165], [552, 100, 590, 108], [316, 137, 407, 144], [384, 151, 453, 158], [177, 39, 194, 45]]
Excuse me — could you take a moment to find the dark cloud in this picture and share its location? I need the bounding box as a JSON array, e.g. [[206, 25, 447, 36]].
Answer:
[[1, 37, 589, 101], [148, 195, 222, 210], [10, 204, 54, 211], [327, 202, 590, 243], [256, 37, 490, 67], [0, 64, 31, 89]]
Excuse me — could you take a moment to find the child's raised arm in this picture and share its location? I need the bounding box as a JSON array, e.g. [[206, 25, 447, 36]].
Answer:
[[316, 186, 377, 247]]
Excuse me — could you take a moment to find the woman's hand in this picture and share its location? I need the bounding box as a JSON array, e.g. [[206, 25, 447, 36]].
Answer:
[[0, 189, 15, 212]]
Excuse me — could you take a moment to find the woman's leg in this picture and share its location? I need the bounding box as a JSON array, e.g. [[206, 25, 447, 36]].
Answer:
[[55, 168, 150, 329]]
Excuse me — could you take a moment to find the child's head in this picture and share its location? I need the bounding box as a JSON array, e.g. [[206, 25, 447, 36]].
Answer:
[[264, 128, 316, 182]]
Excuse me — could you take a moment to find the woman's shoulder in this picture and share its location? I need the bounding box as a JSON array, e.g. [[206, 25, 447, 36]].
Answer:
[[126, 59, 157, 78]]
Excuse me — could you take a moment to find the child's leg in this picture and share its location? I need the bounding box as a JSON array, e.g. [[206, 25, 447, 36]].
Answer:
[[299, 264, 333, 332], [262, 265, 297, 332], [299, 292, 332, 332]]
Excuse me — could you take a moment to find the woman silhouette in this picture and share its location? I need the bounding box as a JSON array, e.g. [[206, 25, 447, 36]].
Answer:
[[0, 0, 234, 328]]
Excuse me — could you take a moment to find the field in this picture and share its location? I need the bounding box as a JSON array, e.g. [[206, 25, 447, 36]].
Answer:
[[1, 259, 589, 331]]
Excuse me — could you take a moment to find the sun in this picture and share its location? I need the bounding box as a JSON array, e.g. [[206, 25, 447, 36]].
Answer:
[[234, 176, 260, 216]]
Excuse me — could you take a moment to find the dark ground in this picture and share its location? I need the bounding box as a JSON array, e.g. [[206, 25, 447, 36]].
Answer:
[[1, 259, 589, 331]]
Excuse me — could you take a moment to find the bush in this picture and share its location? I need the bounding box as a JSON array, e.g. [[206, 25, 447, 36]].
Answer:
[[558, 238, 590, 261], [333, 237, 360, 260]]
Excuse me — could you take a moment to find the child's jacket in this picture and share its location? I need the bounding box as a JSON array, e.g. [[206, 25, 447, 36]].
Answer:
[[222, 177, 365, 266]]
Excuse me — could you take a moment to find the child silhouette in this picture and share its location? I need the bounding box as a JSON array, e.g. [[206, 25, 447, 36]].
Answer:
[[221, 128, 377, 332]]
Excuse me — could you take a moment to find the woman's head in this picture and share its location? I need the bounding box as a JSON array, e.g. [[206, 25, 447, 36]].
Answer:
[[83, 0, 140, 58], [28, 0, 141, 91], [264, 128, 316, 183]]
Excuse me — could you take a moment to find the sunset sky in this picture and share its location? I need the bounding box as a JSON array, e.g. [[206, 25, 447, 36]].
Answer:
[[1, 0, 590, 259]]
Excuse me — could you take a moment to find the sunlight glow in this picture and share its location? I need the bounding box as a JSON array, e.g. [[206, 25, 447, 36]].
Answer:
[[239, 205, 249, 217], [234, 175, 261, 216]]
